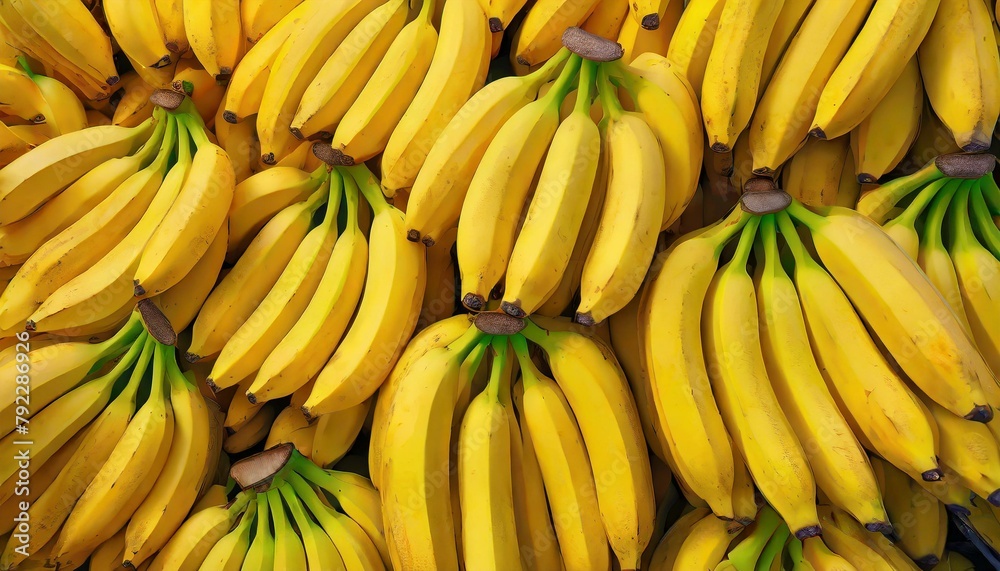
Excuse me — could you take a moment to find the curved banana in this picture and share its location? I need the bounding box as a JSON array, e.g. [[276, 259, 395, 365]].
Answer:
[[170, 61, 227, 127], [266, 488, 306, 569], [749, 0, 875, 175], [582, 0, 629, 41], [0, 63, 49, 124], [243, 0, 306, 43], [664, 0, 725, 98], [111, 72, 158, 128], [152, 0, 187, 54], [222, 402, 277, 453], [513, 0, 601, 66], [647, 507, 712, 570], [146, 492, 253, 571], [378, 0, 490, 193], [309, 399, 371, 468], [26, 69, 86, 136], [134, 114, 235, 297], [264, 405, 316, 453], [851, 56, 923, 183], [198, 499, 257, 570], [151, 217, 228, 334], [184, 0, 242, 79], [479, 0, 529, 31], [303, 166, 426, 416], [811, 0, 942, 141], [871, 457, 947, 569], [102, 0, 171, 69], [278, 484, 346, 570], [781, 137, 854, 208], [671, 511, 741, 570]]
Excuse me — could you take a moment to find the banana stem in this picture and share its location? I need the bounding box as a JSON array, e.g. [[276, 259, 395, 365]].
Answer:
[[132, 112, 170, 166], [728, 214, 761, 271], [597, 64, 624, 120], [775, 211, 817, 272], [969, 182, 1000, 259], [948, 182, 975, 251], [227, 489, 255, 519], [979, 172, 1000, 215], [174, 116, 192, 167], [759, 215, 779, 272], [702, 207, 754, 256], [102, 311, 147, 353], [858, 161, 945, 220], [922, 178, 961, 252], [340, 167, 360, 231], [888, 177, 952, 230], [176, 112, 210, 148], [286, 470, 337, 521], [487, 337, 508, 400], [540, 54, 583, 109], [574, 60, 597, 115], [416, 0, 436, 22], [519, 319, 555, 350], [322, 170, 344, 227], [783, 199, 826, 231], [508, 333, 542, 388], [344, 164, 390, 216], [528, 48, 573, 87]]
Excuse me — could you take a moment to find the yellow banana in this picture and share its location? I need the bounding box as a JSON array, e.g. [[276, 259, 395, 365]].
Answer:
[[479, 0, 529, 31], [513, 0, 601, 66], [672, 511, 741, 570], [102, 0, 171, 69], [759, 0, 816, 88], [197, 498, 257, 571], [309, 400, 371, 468], [25, 69, 86, 136], [152, 0, 186, 54], [918, 180, 972, 336], [648, 507, 713, 570], [0, 63, 49, 124], [184, 0, 242, 79], [782, 137, 854, 208], [264, 405, 316, 453], [146, 492, 253, 571], [664, 0, 725, 98], [222, 402, 277, 454], [170, 61, 227, 128], [871, 453, 947, 568], [851, 57, 923, 183], [242, 0, 306, 43], [112, 72, 158, 128], [151, 218, 228, 334], [583, 0, 630, 41]]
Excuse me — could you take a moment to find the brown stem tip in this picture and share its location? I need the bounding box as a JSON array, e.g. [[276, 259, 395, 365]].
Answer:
[[137, 298, 177, 346], [474, 311, 526, 336], [230, 443, 294, 491], [740, 179, 791, 215], [921, 468, 944, 482], [500, 301, 527, 319], [574, 312, 597, 327], [489, 17, 503, 33], [462, 293, 485, 312], [149, 89, 185, 110], [311, 143, 350, 167], [561, 27, 624, 62], [935, 152, 996, 179], [793, 525, 822, 540], [640, 13, 660, 30], [965, 404, 993, 423]]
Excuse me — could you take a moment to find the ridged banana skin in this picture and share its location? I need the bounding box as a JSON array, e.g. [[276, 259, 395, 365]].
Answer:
[[517, 359, 610, 571], [811, 0, 942, 141], [290, 0, 409, 141], [222, 1, 316, 124], [700, 0, 785, 152], [513, 0, 601, 66], [404, 63, 557, 245], [268, 488, 307, 570], [642, 216, 744, 520], [457, 92, 563, 311], [0, 119, 153, 226], [921, 0, 1000, 151], [703, 227, 819, 538], [30, 74, 87, 136], [577, 111, 665, 325], [379, 0, 491, 193], [671, 511, 740, 570], [51, 343, 174, 566], [502, 108, 600, 318], [102, 0, 171, 68], [379, 329, 482, 571], [749, 0, 875, 175], [850, 57, 923, 183], [802, 535, 857, 570], [781, 137, 853, 208], [331, 6, 438, 167], [134, 133, 236, 297], [664, 0, 725, 98], [524, 323, 655, 568], [198, 500, 257, 571], [583, 0, 630, 41], [369, 316, 473, 490], [308, 468, 391, 568], [147, 494, 252, 571], [759, 0, 816, 88], [872, 457, 947, 568], [792, 204, 994, 421], [304, 192, 426, 415], [779, 212, 941, 480], [756, 217, 888, 531], [458, 387, 523, 571], [184, 0, 242, 78]]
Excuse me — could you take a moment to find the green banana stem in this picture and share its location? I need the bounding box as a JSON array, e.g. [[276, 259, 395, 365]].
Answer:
[[705, 207, 754, 256], [884, 177, 953, 231], [597, 64, 625, 120], [783, 199, 827, 232], [508, 333, 543, 389], [979, 172, 1000, 215], [754, 522, 791, 571], [968, 181, 1000, 260], [15, 56, 36, 78], [337, 166, 361, 233], [725, 505, 783, 570], [948, 182, 976, 252], [574, 60, 597, 115], [529, 47, 573, 86], [540, 53, 583, 110], [226, 489, 255, 519], [922, 178, 961, 254], [776, 211, 819, 272], [416, 0, 436, 23], [726, 214, 761, 273], [285, 470, 339, 522], [856, 161, 945, 222], [519, 319, 555, 351], [344, 164, 390, 216], [101, 310, 147, 355], [487, 337, 509, 400], [759, 214, 779, 270], [461, 338, 491, 396], [322, 169, 344, 227]]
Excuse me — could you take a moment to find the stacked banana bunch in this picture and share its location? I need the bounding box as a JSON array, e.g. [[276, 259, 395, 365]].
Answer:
[[0, 309, 225, 570], [152, 446, 389, 570], [222, 0, 491, 177], [404, 48, 701, 325], [372, 314, 653, 570], [638, 193, 1000, 546], [857, 155, 1000, 388], [0, 97, 234, 341]]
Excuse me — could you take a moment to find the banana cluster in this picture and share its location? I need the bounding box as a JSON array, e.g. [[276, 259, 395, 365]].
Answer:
[[0, 311, 225, 570], [152, 448, 389, 570], [0, 100, 235, 340], [639, 195, 1000, 541], [372, 315, 653, 570], [222, 0, 491, 180]]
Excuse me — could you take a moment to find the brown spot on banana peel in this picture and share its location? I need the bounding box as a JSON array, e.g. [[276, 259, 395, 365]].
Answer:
[[988, 489, 1000, 507], [809, 127, 827, 140], [261, 152, 277, 165], [913, 555, 940, 570], [406, 229, 421, 243], [574, 311, 597, 326], [922, 468, 944, 482], [149, 88, 185, 110], [964, 404, 993, 423], [421, 236, 435, 247], [311, 142, 353, 166], [935, 152, 996, 179], [223, 110, 238, 124], [561, 27, 625, 62], [184, 351, 202, 363], [864, 521, 893, 534], [474, 311, 525, 335], [107, 75, 120, 86], [640, 13, 660, 30]]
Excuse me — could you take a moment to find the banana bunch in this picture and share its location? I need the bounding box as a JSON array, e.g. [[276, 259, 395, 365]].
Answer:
[[781, 137, 862, 208], [264, 400, 373, 469], [372, 314, 653, 570], [405, 46, 701, 325], [151, 446, 388, 571], [0, 96, 234, 339], [641, 185, 1000, 540], [222, 0, 491, 176], [190, 161, 425, 425], [0, 309, 225, 570]]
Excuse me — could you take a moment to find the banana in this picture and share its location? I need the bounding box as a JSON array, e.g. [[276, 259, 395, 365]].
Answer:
[[801, 536, 857, 571], [513, 0, 601, 66], [703, 216, 819, 537], [756, 215, 889, 531], [257, 0, 384, 165], [501, 61, 599, 319], [922, 388, 1000, 503], [721, 506, 783, 569], [27, 118, 190, 333], [378, 326, 485, 571], [511, 336, 609, 571], [648, 507, 713, 569], [672, 511, 741, 570], [826, 505, 920, 570], [479, 0, 529, 31], [290, 0, 409, 140], [617, 1, 678, 63], [776, 210, 942, 480], [521, 320, 655, 567], [102, 0, 171, 69], [0, 63, 49, 124], [575, 68, 665, 325], [264, 405, 316, 453], [243, 0, 306, 43], [147, 491, 253, 571], [851, 57, 923, 183], [171, 61, 227, 128], [403, 51, 567, 244], [152, 0, 187, 53], [151, 218, 228, 334], [701, 0, 785, 152], [124, 352, 213, 568], [50, 340, 174, 566], [0, 121, 38, 167], [378, 0, 490, 193], [248, 176, 367, 402], [184, 0, 242, 79], [786, 200, 996, 421], [224, 377, 264, 432], [664, 0, 725, 97], [213, 112, 258, 184], [749, 0, 875, 175], [419, 226, 458, 327], [266, 488, 306, 569], [918, 180, 972, 336], [309, 400, 371, 468], [0, 117, 166, 267], [919, 0, 1000, 151], [277, 484, 345, 571], [876, 176, 953, 259], [617, 55, 702, 230], [872, 454, 947, 568], [781, 137, 854, 208], [24, 68, 86, 136], [227, 165, 328, 260], [221, 0, 317, 124], [134, 113, 235, 297], [759, 0, 816, 88], [583, 0, 629, 41], [112, 72, 158, 128], [88, 527, 127, 571], [198, 499, 257, 571], [0, 116, 155, 226], [222, 403, 277, 454], [302, 166, 426, 416], [811, 0, 942, 141], [457, 55, 580, 311]]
